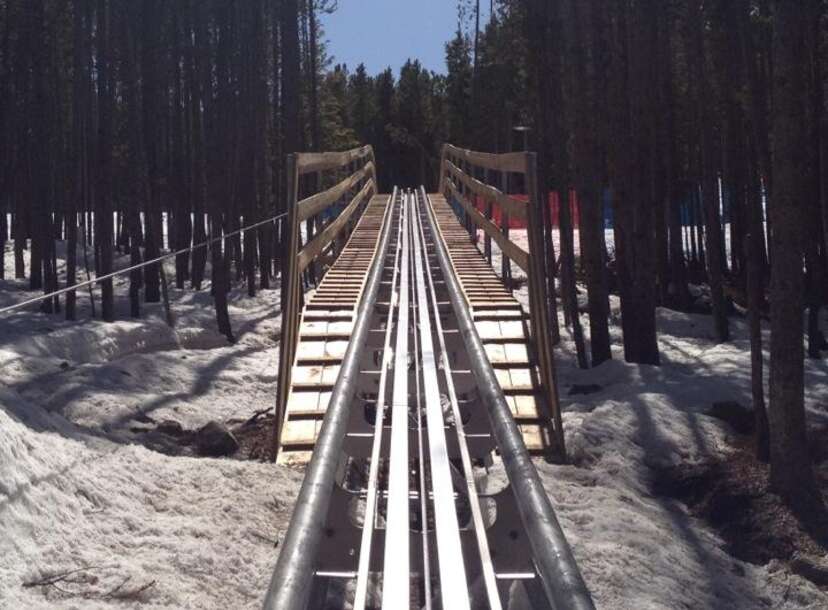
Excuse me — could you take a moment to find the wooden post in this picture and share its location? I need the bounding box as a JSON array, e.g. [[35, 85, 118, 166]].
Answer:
[[525, 152, 566, 461], [464, 159, 475, 239], [306, 170, 321, 286], [273, 154, 300, 460], [438, 145, 448, 194], [159, 264, 176, 328], [500, 169, 512, 283], [484, 176, 493, 265]]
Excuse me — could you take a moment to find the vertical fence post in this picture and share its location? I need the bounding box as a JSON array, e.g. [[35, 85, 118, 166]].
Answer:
[[273, 154, 300, 461], [438, 145, 448, 195], [466, 160, 475, 239], [307, 170, 321, 286], [484, 180, 493, 265], [159, 264, 176, 328], [525, 152, 566, 461], [500, 169, 512, 283]]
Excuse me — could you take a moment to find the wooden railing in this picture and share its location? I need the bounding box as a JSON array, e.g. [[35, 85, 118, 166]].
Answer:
[[438, 143, 565, 456], [275, 145, 377, 439]]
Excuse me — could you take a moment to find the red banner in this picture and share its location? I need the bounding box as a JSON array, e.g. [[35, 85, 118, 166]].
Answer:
[[470, 191, 581, 229]]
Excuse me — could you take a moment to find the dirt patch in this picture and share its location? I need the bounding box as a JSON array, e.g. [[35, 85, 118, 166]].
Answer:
[[230, 413, 277, 461], [653, 430, 828, 586], [127, 412, 274, 461]]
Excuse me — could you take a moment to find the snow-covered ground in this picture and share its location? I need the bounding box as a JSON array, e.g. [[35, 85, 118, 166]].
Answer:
[[537, 300, 828, 609], [2, 236, 828, 609], [1, 243, 303, 609]]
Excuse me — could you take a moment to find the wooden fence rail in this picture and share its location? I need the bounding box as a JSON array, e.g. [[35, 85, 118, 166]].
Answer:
[[274, 145, 377, 447], [438, 143, 565, 458]]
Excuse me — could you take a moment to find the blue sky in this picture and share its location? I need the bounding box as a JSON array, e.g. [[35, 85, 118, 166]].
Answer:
[[323, 0, 492, 76]]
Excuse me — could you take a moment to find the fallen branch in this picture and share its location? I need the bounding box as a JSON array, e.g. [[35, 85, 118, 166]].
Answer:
[[107, 579, 156, 600], [23, 565, 116, 588], [250, 530, 280, 547], [240, 407, 273, 427], [24, 566, 155, 601]]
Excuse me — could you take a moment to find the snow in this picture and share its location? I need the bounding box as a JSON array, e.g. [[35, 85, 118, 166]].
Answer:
[[1, 241, 302, 609], [0, 404, 301, 609], [524, 295, 828, 609], [2, 235, 828, 609]]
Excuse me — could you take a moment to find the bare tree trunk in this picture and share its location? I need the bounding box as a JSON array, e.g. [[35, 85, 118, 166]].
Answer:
[[172, 5, 191, 290], [691, 0, 729, 343], [97, 0, 114, 321], [805, 3, 826, 360], [280, 0, 301, 325], [142, 0, 161, 304], [768, 0, 819, 508], [608, 0, 660, 365], [526, 0, 566, 351], [307, 0, 320, 151], [188, 0, 207, 291], [571, 0, 611, 366]]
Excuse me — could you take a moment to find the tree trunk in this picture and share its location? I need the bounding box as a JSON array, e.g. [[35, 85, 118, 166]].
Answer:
[[571, 0, 611, 366], [525, 0, 564, 350], [609, 0, 660, 365], [691, 0, 729, 343], [308, 0, 320, 151], [768, 0, 819, 508], [281, 0, 301, 317], [142, 0, 161, 303], [188, 0, 207, 290], [97, 0, 114, 321]]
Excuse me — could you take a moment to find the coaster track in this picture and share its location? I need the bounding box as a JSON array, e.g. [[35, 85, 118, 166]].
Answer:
[[265, 187, 593, 610]]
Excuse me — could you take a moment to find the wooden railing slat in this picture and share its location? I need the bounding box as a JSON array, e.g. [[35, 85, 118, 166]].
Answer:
[[445, 160, 528, 221], [446, 180, 530, 272], [297, 145, 372, 175], [297, 161, 375, 222], [444, 143, 528, 174], [297, 179, 375, 272]]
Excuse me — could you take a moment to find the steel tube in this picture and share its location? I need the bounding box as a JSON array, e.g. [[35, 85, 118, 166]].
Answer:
[[421, 187, 595, 610], [263, 189, 397, 610]]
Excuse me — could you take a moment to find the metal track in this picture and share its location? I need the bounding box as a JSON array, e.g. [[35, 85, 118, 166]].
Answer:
[[266, 188, 593, 610]]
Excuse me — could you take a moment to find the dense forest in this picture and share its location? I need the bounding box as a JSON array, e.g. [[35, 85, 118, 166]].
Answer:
[[1, 0, 827, 511]]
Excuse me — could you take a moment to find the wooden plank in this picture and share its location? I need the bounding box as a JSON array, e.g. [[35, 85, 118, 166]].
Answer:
[[296, 145, 372, 175], [446, 181, 529, 272], [444, 143, 528, 174], [427, 192, 559, 457], [296, 161, 375, 221], [297, 180, 374, 272], [444, 159, 528, 221], [278, 195, 392, 460]]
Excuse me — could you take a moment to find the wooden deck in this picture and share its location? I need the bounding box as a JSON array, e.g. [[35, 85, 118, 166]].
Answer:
[[428, 194, 555, 453], [276, 191, 556, 462], [277, 194, 390, 465]]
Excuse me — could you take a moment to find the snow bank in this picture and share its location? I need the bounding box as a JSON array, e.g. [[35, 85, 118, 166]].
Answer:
[[2, 239, 828, 608], [0, 395, 301, 609], [1, 243, 298, 608], [534, 305, 828, 609]]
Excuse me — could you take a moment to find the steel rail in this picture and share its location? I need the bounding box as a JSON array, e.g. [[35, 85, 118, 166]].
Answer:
[[411, 193, 433, 610], [382, 192, 412, 608], [413, 191, 501, 610], [412, 195, 434, 610], [421, 187, 595, 610], [263, 190, 397, 610], [412, 191, 470, 610], [0, 211, 289, 317], [353, 191, 403, 610]]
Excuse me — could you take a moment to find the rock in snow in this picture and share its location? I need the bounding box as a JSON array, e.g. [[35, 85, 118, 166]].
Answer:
[[196, 421, 240, 457]]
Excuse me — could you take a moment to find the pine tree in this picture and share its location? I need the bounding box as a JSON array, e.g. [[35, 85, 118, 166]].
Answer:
[[768, 0, 819, 508]]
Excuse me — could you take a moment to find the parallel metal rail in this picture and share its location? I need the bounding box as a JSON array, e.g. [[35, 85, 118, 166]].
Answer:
[[265, 188, 594, 609]]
